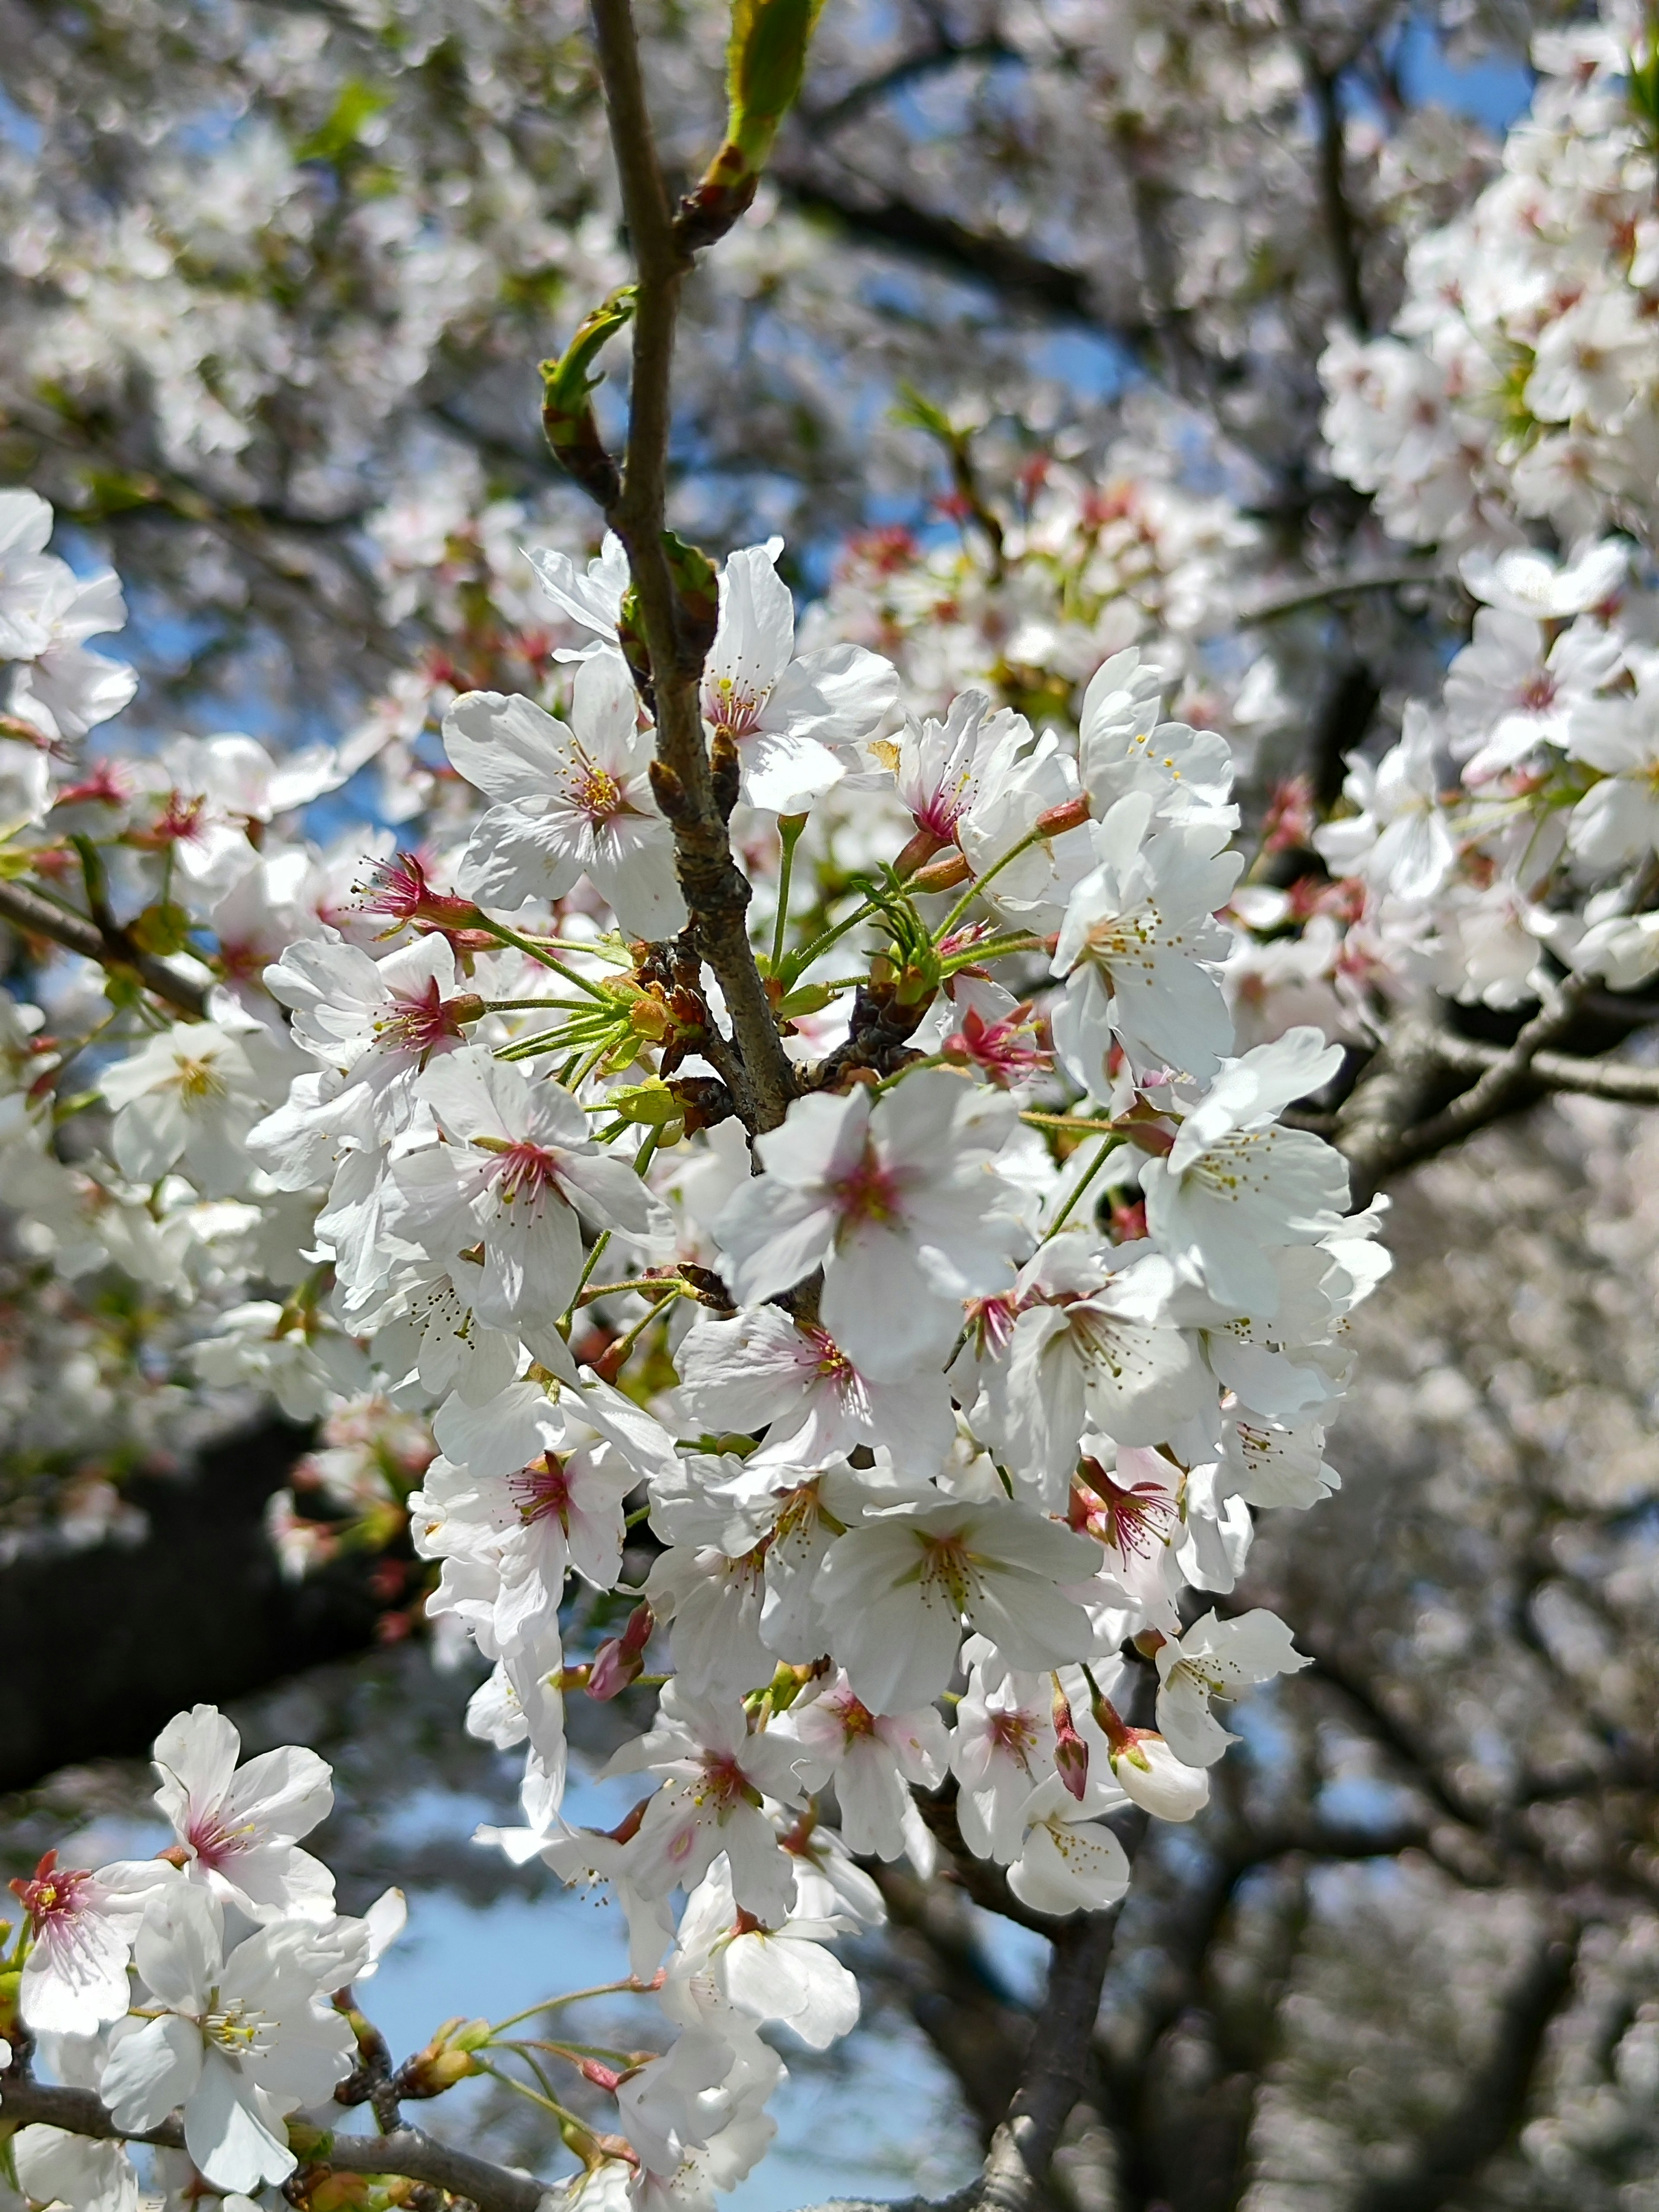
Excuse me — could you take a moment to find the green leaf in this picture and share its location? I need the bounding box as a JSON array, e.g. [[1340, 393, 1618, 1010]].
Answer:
[[295, 80, 394, 167]]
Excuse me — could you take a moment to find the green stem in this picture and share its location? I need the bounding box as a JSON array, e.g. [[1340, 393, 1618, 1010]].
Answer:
[[1020, 1109, 1117, 1136], [770, 813, 808, 972], [779, 896, 880, 991], [1039, 1131, 1122, 1242], [563, 1229, 613, 1329], [486, 1979, 654, 2037], [872, 1051, 951, 1095], [472, 919, 615, 1002], [935, 822, 1050, 940], [602, 1284, 686, 1371], [939, 932, 1047, 973]]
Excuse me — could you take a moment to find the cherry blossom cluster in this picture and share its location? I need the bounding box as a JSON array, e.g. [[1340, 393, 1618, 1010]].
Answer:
[[0, 471, 1386, 2208], [2, 1707, 403, 2212], [1322, 6, 1659, 555], [15, 9, 1659, 2202], [1297, 10, 1659, 1022]]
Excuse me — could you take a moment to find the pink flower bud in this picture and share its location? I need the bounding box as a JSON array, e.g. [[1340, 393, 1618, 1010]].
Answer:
[[587, 1601, 655, 1700], [1052, 1683, 1090, 1800]]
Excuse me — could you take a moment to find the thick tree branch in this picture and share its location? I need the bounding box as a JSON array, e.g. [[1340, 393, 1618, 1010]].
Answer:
[[0, 876, 208, 1018], [1298, 48, 1370, 333], [970, 1870, 1136, 2212], [0, 2078, 546, 2212], [587, 0, 798, 1135], [1349, 1916, 1583, 2212]]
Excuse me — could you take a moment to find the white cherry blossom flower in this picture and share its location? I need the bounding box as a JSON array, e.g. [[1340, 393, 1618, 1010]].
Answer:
[[769, 1670, 948, 1863], [1050, 792, 1241, 1090], [1140, 1028, 1350, 1315], [99, 1022, 274, 1198], [700, 543, 897, 814], [603, 1684, 805, 1926], [443, 655, 686, 938], [151, 1705, 334, 1920], [673, 1305, 955, 1473], [996, 1236, 1207, 1503], [814, 1495, 1100, 1712], [713, 1071, 1026, 1383], [1153, 1608, 1310, 1767], [11, 1852, 171, 2035], [263, 931, 480, 1130], [100, 1882, 366, 2194], [1005, 1774, 1132, 1916], [950, 1655, 1057, 1862], [393, 1048, 666, 1334], [12, 2127, 137, 2212]]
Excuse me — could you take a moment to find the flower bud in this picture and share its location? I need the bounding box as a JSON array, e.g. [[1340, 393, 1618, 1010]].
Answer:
[[1034, 794, 1090, 837], [909, 849, 972, 893], [1107, 1732, 1210, 1822], [588, 1601, 655, 1700], [395, 2016, 491, 2099], [1052, 1681, 1089, 1800]]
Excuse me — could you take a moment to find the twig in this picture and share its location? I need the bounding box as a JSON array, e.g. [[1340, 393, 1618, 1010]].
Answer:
[[1374, 973, 1604, 1177], [0, 2078, 545, 2212], [0, 878, 208, 1019], [1244, 566, 1446, 623], [587, 0, 799, 1135]]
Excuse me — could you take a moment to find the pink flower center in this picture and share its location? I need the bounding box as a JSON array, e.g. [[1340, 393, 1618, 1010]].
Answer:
[[376, 976, 471, 1061], [1075, 1459, 1176, 1560], [693, 1751, 752, 1812], [509, 1452, 572, 1526], [988, 1711, 1040, 1765], [829, 1147, 903, 1232], [964, 1293, 1020, 1358], [704, 674, 768, 740], [488, 1139, 565, 1206], [12, 1853, 89, 1925], [805, 1325, 856, 1386], [186, 1810, 251, 1871], [1518, 671, 1557, 712]]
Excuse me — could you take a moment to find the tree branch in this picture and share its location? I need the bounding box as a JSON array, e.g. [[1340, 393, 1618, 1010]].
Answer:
[[0, 2078, 546, 2212], [769, 165, 1138, 336], [1298, 47, 1370, 333], [588, 0, 799, 1135], [0, 877, 208, 1018], [1421, 1028, 1659, 1106], [1349, 1916, 1583, 2212], [1244, 565, 1446, 622], [801, 37, 1022, 133], [970, 1853, 1138, 2212]]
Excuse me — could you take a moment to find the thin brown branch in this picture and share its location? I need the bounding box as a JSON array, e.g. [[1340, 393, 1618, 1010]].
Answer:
[[1423, 1028, 1659, 1105], [588, 0, 799, 1135], [801, 37, 1022, 132], [0, 877, 208, 1018], [1244, 565, 1447, 622], [0, 2078, 545, 2212], [769, 164, 1134, 335]]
